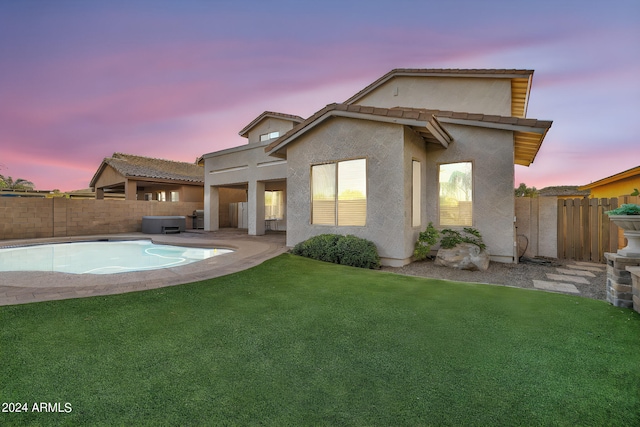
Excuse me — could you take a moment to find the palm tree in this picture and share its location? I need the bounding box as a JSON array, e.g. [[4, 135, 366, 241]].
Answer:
[[0, 175, 35, 190]]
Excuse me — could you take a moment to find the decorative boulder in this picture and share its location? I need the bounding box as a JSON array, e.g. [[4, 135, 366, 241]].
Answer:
[[435, 243, 490, 271]]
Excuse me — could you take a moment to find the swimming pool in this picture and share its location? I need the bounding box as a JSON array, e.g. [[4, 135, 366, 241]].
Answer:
[[0, 240, 233, 275]]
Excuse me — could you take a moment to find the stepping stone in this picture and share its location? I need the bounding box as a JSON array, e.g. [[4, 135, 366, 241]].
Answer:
[[567, 265, 606, 272], [546, 274, 590, 284], [573, 261, 606, 269], [556, 268, 595, 277], [533, 280, 580, 294]]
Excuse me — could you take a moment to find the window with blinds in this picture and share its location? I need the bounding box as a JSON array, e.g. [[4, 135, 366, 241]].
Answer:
[[439, 162, 472, 226], [312, 159, 366, 226], [265, 190, 284, 220]]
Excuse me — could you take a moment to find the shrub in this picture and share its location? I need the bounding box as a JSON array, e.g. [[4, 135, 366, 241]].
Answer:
[[291, 234, 380, 269], [440, 227, 486, 251], [606, 204, 640, 215], [413, 222, 440, 261]]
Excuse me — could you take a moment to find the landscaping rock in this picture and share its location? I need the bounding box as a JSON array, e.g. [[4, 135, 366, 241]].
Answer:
[[435, 243, 490, 271]]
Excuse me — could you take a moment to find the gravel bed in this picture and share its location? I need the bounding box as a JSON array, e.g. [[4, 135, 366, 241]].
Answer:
[[381, 257, 607, 301]]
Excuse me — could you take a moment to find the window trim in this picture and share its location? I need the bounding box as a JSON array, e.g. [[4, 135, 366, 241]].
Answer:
[[412, 159, 421, 228], [310, 157, 367, 227], [438, 160, 473, 227]]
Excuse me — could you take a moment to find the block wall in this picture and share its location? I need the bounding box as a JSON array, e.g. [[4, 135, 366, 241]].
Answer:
[[0, 198, 203, 240]]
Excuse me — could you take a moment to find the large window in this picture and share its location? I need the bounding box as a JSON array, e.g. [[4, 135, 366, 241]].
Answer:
[[439, 162, 472, 226], [312, 158, 366, 226], [265, 190, 284, 219], [412, 160, 421, 227]]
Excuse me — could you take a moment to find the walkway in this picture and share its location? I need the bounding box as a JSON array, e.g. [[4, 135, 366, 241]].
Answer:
[[0, 229, 287, 306], [532, 261, 607, 295]]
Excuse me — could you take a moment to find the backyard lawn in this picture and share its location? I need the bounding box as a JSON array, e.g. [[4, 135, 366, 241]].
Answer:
[[1, 254, 639, 426]]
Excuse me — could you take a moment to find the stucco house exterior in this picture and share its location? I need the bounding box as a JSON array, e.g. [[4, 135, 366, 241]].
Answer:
[[90, 153, 204, 202], [203, 69, 553, 266], [578, 165, 640, 198]]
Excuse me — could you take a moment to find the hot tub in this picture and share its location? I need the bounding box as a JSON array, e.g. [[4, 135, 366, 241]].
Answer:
[[141, 216, 186, 234]]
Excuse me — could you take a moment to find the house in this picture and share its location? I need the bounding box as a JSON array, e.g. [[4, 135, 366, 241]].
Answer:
[[578, 165, 640, 198], [202, 69, 553, 266], [538, 186, 590, 199], [90, 153, 204, 202]]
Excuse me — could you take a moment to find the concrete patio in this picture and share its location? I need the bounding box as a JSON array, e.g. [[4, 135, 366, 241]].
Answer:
[[0, 229, 287, 306]]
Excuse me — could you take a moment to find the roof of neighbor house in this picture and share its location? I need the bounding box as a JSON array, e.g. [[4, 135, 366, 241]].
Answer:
[[538, 186, 590, 197], [265, 103, 552, 166], [578, 165, 640, 191], [238, 111, 305, 138], [89, 153, 204, 188], [344, 68, 534, 118]]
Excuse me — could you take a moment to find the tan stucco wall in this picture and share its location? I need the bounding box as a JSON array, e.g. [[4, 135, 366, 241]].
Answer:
[[93, 164, 124, 189], [352, 76, 512, 116], [247, 117, 298, 144], [0, 198, 203, 240], [285, 117, 409, 265], [423, 123, 516, 262]]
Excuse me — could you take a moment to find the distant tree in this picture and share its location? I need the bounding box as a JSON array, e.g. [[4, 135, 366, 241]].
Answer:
[[0, 175, 35, 190], [515, 183, 538, 197]]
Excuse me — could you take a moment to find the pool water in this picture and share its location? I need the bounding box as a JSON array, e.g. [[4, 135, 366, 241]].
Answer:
[[0, 241, 232, 275]]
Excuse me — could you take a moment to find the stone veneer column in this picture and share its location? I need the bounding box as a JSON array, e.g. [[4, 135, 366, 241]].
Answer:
[[627, 266, 640, 314], [604, 252, 640, 309]]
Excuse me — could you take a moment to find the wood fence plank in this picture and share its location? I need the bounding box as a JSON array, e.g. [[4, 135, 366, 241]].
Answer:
[[581, 197, 590, 261], [557, 199, 565, 260], [588, 198, 598, 262], [572, 199, 581, 260], [608, 198, 619, 253]]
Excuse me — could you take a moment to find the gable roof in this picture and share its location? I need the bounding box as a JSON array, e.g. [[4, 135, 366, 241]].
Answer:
[[539, 186, 590, 197], [344, 68, 534, 118], [89, 153, 203, 187], [265, 103, 552, 166], [238, 111, 305, 138]]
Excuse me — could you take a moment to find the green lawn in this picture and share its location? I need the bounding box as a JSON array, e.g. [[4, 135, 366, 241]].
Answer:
[[1, 254, 639, 426]]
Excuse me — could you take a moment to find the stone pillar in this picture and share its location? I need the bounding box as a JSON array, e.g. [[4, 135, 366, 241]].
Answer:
[[627, 266, 640, 314], [96, 188, 105, 200], [604, 252, 640, 309], [248, 181, 265, 236]]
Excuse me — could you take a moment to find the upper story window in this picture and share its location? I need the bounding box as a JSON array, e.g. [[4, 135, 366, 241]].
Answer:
[[439, 162, 472, 226], [259, 131, 280, 142], [311, 158, 366, 226]]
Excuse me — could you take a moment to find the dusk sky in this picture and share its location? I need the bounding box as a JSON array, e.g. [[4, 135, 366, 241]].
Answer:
[[1, 0, 638, 192]]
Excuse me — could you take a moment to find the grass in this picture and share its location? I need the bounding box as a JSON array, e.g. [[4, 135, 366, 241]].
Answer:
[[1, 254, 639, 426]]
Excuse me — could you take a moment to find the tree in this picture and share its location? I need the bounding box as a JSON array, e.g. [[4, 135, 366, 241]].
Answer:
[[0, 175, 35, 190], [515, 183, 538, 198]]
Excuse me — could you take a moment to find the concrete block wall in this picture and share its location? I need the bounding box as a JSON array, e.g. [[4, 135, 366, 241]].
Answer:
[[0, 198, 203, 240]]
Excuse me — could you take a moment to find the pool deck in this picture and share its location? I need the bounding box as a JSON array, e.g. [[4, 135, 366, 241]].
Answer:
[[0, 229, 287, 306]]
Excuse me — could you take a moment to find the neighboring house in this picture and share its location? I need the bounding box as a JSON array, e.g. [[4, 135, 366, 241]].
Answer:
[[578, 165, 640, 198], [203, 69, 553, 266], [538, 186, 590, 199], [90, 153, 204, 202]]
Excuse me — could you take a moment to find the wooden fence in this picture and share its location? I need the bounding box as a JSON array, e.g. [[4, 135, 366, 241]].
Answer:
[[557, 196, 639, 263]]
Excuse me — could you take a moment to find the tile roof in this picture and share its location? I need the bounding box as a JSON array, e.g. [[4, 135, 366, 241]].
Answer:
[[265, 103, 552, 166], [91, 153, 204, 186], [539, 186, 590, 197], [238, 111, 305, 138]]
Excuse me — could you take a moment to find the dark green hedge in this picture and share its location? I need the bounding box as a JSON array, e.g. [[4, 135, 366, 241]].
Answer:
[[291, 234, 380, 269]]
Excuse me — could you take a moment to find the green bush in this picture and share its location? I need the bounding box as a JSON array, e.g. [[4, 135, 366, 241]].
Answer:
[[291, 234, 380, 269], [413, 222, 440, 261], [606, 204, 640, 215]]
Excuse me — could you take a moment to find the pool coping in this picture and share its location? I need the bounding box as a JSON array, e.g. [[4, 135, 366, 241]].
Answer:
[[0, 229, 287, 306]]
